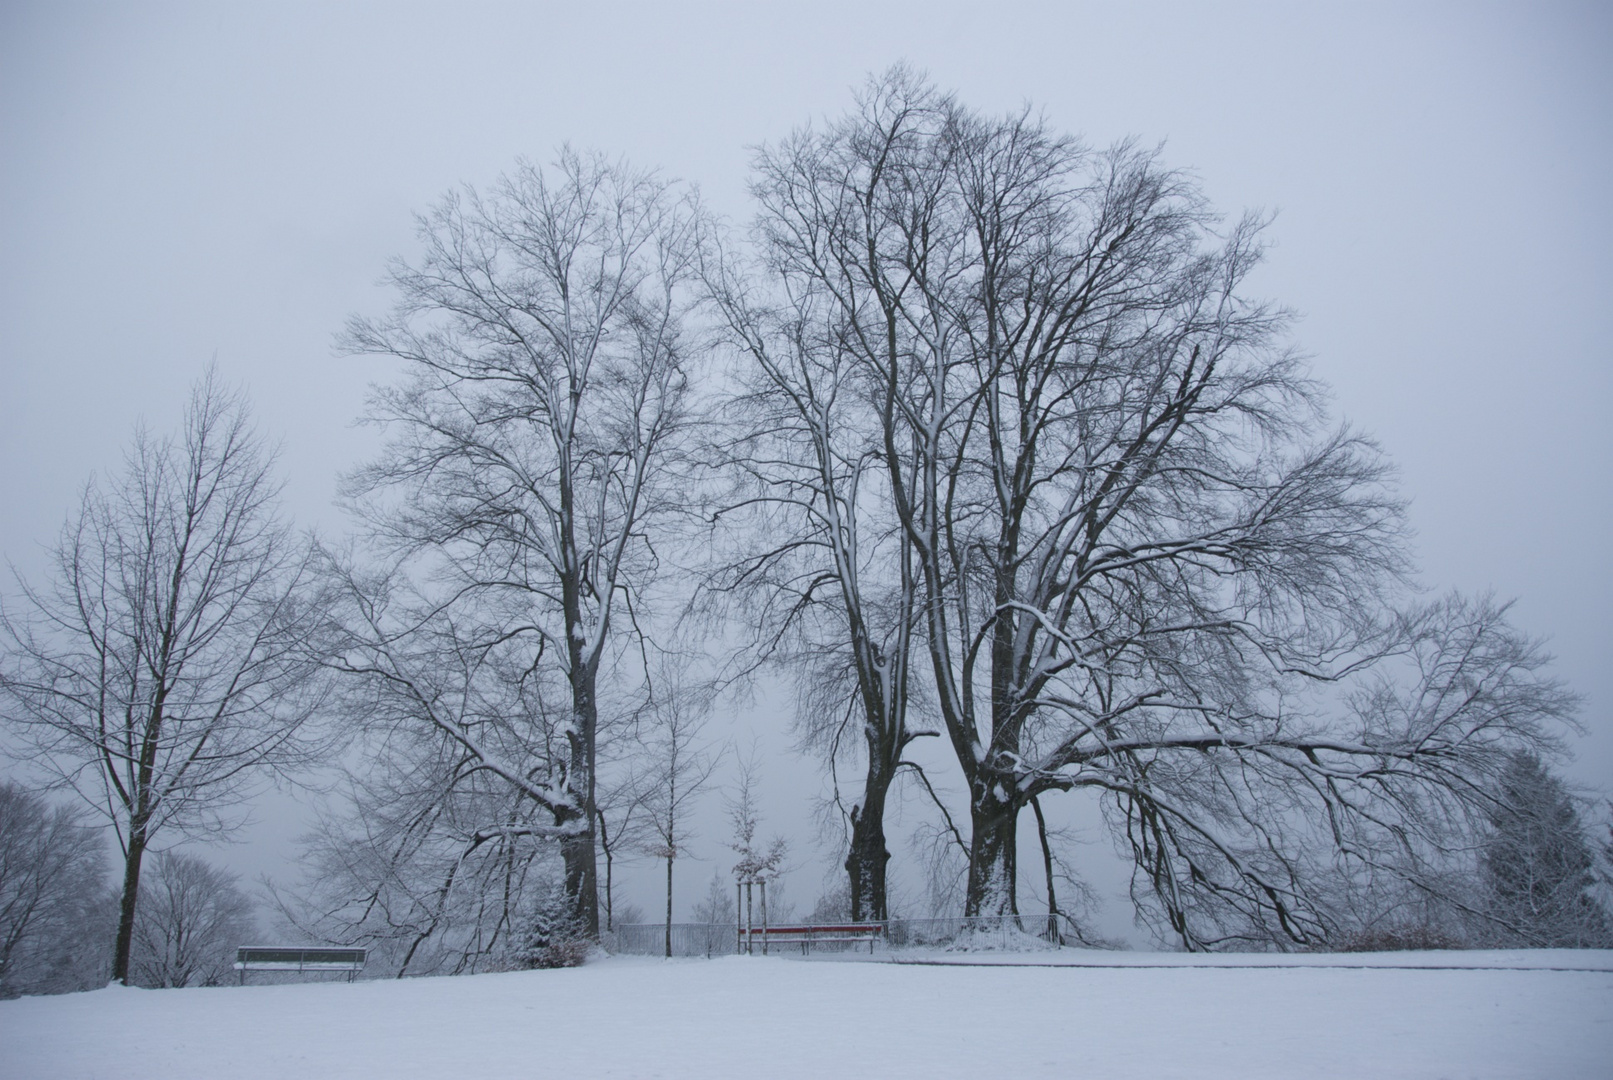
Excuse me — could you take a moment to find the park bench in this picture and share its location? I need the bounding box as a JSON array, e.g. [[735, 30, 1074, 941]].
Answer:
[[234, 946, 367, 984], [737, 922, 885, 955]]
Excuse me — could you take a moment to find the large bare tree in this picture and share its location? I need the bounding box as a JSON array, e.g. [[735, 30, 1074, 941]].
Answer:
[[702, 233, 925, 921], [743, 69, 1567, 945], [340, 151, 705, 934], [0, 371, 326, 981]]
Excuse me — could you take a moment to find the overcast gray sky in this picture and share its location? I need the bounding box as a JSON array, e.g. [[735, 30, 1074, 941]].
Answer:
[[3, 1, 1610, 924]]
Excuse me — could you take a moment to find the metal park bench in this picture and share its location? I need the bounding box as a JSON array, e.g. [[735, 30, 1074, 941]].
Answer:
[[737, 922, 885, 955], [234, 946, 367, 985]]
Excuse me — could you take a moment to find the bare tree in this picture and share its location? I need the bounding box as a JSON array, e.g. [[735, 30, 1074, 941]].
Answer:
[[276, 788, 553, 978], [744, 69, 1569, 946], [276, 761, 567, 978], [0, 783, 107, 997], [289, 553, 584, 976], [340, 151, 705, 935], [130, 850, 257, 988], [727, 753, 788, 900], [1295, 595, 1586, 950], [595, 773, 643, 934], [702, 225, 925, 922], [632, 687, 721, 957], [691, 868, 737, 926], [0, 371, 327, 981]]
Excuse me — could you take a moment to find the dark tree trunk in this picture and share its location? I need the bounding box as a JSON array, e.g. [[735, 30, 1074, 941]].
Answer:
[[558, 420, 600, 939], [965, 786, 1019, 917], [561, 640, 600, 936], [843, 656, 911, 923], [558, 820, 596, 926], [112, 821, 150, 985], [596, 809, 615, 932], [1031, 795, 1061, 942], [664, 856, 674, 958], [846, 802, 890, 923], [559, 806, 599, 937]]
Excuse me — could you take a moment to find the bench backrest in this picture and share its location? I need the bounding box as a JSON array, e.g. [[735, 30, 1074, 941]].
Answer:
[[739, 923, 884, 936], [235, 947, 367, 970]]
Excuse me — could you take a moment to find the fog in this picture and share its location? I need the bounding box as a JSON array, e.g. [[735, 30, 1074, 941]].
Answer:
[[2, 1, 1608, 936]]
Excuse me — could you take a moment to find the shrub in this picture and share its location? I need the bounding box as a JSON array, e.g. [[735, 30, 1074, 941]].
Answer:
[[1332, 924, 1467, 952]]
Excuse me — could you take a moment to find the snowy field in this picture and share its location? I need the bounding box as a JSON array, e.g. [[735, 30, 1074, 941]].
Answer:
[[3, 951, 1610, 1079]]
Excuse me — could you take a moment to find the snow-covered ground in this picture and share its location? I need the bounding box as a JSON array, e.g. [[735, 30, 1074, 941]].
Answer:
[[3, 951, 1609, 1079]]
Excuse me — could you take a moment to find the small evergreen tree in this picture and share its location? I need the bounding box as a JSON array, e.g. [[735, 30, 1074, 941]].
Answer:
[[1482, 753, 1611, 947], [516, 877, 589, 969]]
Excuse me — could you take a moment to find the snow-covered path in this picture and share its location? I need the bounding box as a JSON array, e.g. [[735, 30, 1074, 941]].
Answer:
[[3, 952, 1609, 1079]]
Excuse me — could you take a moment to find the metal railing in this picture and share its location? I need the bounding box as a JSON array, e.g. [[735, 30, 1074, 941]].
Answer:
[[604, 915, 1065, 958], [602, 922, 735, 958]]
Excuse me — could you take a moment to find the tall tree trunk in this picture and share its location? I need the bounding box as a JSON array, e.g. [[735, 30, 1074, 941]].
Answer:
[[597, 809, 614, 932], [846, 759, 896, 922], [112, 820, 150, 984], [559, 794, 598, 934], [665, 856, 674, 958], [561, 650, 600, 936], [964, 787, 1019, 917], [1031, 795, 1061, 942], [841, 583, 912, 921], [559, 797, 599, 936]]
